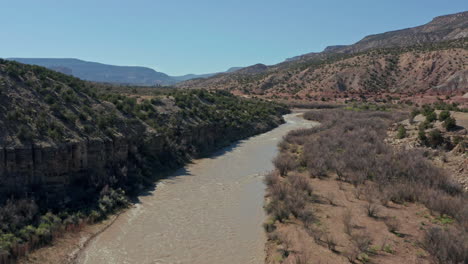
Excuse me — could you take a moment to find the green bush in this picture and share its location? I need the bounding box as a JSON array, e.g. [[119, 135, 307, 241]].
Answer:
[[44, 94, 56, 105], [443, 117, 456, 131], [418, 129, 427, 143], [438, 110, 450, 121], [419, 120, 432, 130], [397, 125, 407, 139], [427, 129, 444, 148], [425, 111, 437, 123], [17, 125, 32, 141]]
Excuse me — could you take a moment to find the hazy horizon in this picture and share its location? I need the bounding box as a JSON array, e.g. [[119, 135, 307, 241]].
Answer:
[[1, 0, 466, 75]]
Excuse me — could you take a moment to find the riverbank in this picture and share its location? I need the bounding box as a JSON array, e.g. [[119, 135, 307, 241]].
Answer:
[[0, 63, 290, 264], [18, 112, 313, 264], [264, 109, 467, 264]]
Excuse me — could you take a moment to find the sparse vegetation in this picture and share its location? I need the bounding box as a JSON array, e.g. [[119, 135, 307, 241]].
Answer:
[[0, 59, 289, 262], [265, 108, 467, 264], [423, 227, 468, 264], [443, 116, 457, 131], [396, 124, 406, 139]]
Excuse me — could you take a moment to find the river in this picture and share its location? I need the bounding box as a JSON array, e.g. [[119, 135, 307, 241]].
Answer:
[[76, 112, 316, 264]]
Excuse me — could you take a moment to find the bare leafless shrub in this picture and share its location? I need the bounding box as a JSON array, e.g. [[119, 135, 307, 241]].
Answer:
[[297, 209, 316, 228], [278, 140, 290, 151], [264, 171, 280, 186], [270, 182, 291, 201], [424, 227, 468, 264], [292, 253, 310, 264], [265, 200, 290, 222], [379, 188, 391, 207], [273, 154, 297, 176], [354, 186, 365, 200], [266, 230, 279, 241], [384, 217, 400, 233], [423, 190, 467, 228], [324, 234, 338, 252], [286, 192, 307, 220], [365, 202, 381, 218], [267, 109, 468, 263], [343, 209, 353, 236], [277, 231, 294, 258], [306, 226, 324, 243], [289, 174, 313, 196], [267, 175, 315, 224], [350, 232, 373, 253], [344, 247, 360, 263]]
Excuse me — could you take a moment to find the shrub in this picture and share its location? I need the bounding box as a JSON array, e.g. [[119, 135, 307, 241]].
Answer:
[[350, 232, 373, 253], [44, 94, 56, 105], [443, 117, 456, 131], [423, 227, 467, 264], [17, 126, 33, 141], [288, 174, 313, 196], [418, 129, 427, 143], [263, 218, 276, 233], [425, 111, 437, 123], [343, 210, 353, 235], [396, 125, 406, 139], [273, 154, 297, 176], [268, 108, 468, 264], [438, 110, 450, 121], [427, 129, 444, 148], [324, 234, 338, 252], [410, 109, 420, 119], [384, 217, 400, 233], [365, 202, 381, 218]]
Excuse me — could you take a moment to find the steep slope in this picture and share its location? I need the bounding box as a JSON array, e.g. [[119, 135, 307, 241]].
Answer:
[[0, 59, 289, 261], [0, 59, 288, 203], [288, 11, 468, 62], [178, 40, 468, 102], [178, 12, 468, 101]]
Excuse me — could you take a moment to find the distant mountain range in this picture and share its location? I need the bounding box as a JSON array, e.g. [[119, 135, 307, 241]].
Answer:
[[8, 58, 243, 86], [177, 11, 468, 100], [286, 11, 468, 62]]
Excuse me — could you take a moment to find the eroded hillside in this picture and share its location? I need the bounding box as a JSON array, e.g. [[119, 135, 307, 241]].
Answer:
[[0, 59, 289, 262], [178, 39, 468, 103]]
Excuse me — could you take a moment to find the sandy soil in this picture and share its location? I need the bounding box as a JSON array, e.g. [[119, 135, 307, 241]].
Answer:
[[17, 212, 122, 264], [265, 173, 442, 264]]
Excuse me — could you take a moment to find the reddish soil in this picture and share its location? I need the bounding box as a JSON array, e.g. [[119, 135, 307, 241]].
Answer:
[[265, 172, 444, 264]]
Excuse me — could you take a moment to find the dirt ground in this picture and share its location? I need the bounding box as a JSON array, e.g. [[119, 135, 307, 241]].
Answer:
[[265, 110, 467, 264], [265, 172, 444, 264], [17, 212, 122, 264]]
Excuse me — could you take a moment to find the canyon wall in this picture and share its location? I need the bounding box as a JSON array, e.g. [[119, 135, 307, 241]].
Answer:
[[0, 118, 281, 202]]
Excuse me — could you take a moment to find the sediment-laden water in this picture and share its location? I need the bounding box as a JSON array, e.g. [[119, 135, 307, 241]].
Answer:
[[77, 112, 316, 264]]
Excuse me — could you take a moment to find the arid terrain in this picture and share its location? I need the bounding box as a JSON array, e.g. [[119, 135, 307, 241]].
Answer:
[[264, 108, 467, 264], [1, 7, 468, 264], [178, 12, 468, 107]]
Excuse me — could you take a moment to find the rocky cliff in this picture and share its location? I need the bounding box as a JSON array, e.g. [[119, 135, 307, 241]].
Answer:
[[0, 59, 288, 207]]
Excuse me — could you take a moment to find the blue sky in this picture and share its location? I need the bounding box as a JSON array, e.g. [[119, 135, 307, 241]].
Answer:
[[1, 1, 466, 75]]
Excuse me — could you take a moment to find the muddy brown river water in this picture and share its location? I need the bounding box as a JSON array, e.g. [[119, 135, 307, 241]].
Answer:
[[76, 112, 316, 264]]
